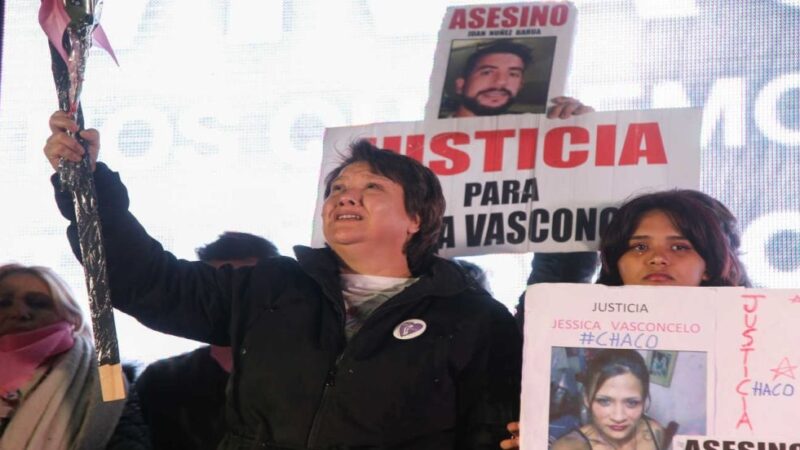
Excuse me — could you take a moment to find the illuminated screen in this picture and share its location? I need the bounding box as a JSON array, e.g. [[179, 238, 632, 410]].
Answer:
[[1, 0, 798, 363]]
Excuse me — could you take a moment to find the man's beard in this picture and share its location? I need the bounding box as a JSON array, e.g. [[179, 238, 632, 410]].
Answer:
[[459, 88, 516, 116]]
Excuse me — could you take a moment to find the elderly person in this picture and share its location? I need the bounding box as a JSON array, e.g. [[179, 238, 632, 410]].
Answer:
[[0, 264, 126, 449], [44, 111, 522, 449]]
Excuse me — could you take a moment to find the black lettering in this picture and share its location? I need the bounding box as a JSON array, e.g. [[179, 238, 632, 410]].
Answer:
[[501, 180, 520, 204], [575, 208, 597, 241], [551, 208, 573, 242], [480, 182, 499, 206], [528, 209, 548, 243], [683, 439, 700, 450], [507, 211, 526, 244], [484, 213, 505, 245], [439, 216, 455, 248], [465, 214, 486, 247], [685, 439, 701, 450], [520, 177, 539, 202], [464, 183, 481, 207]]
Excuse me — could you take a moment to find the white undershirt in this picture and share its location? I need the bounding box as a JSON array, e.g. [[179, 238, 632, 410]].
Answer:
[[339, 273, 418, 339]]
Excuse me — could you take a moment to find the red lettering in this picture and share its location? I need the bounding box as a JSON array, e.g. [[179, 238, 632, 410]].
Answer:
[[741, 348, 754, 373], [736, 379, 750, 396], [741, 328, 756, 350], [452, 4, 570, 29], [405, 135, 425, 163], [550, 4, 569, 26], [744, 313, 757, 330], [430, 132, 470, 175], [448, 9, 466, 29], [529, 5, 549, 26], [742, 294, 764, 313], [373, 135, 424, 163], [737, 293, 759, 431], [518, 128, 538, 170], [475, 129, 516, 172], [544, 126, 589, 168], [618, 123, 667, 165], [735, 398, 753, 430], [378, 136, 402, 154], [501, 6, 519, 27], [486, 7, 501, 28], [520, 5, 530, 26], [468, 8, 485, 28], [595, 125, 616, 166]]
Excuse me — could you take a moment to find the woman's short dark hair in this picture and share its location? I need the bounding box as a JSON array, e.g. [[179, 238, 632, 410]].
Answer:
[[597, 189, 750, 287], [584, 349, 650, 408], [323, 140, 446, 275]]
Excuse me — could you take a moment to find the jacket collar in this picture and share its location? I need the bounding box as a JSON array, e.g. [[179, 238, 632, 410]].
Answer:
[[293, 246, 471, 301]]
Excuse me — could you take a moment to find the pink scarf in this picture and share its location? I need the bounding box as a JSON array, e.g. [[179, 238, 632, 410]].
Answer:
[[0, 321, 75, 396]]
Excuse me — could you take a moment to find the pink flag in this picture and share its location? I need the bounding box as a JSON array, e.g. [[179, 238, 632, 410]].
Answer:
[[38, 0, 119, 66]]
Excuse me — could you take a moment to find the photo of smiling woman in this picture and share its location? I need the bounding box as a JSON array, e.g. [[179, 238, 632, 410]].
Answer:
[[546, 347, 708, 450]]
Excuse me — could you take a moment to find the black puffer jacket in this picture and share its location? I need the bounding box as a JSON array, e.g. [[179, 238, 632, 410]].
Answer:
[[53, 164, 522, 450]]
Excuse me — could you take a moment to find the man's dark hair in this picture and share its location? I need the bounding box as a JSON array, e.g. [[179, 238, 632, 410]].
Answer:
[[461, 40, 533, 78], [324, 140, 445, 275], [196, 232, 279, 263], [597, 189, 750, 287]]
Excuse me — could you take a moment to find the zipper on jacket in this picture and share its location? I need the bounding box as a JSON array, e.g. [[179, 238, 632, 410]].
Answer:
[[306, 352, 344, 448]]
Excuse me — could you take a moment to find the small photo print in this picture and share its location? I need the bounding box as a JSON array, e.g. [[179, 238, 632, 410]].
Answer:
[[438, 37, 556, 118], [547, 347, 707, 449], [647, 350, 678, 387]]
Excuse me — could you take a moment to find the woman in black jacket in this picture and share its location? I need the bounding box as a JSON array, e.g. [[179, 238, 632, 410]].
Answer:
[[44, 111, 522, 450]]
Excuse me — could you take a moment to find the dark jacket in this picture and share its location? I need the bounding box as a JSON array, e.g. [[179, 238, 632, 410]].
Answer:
[[135, 346, 228, 450], [54, 163, 522, 450], [106, 364, 153, 450]]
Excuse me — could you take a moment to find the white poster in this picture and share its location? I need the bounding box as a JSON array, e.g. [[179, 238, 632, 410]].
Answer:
[[425, 2, 577, 120], [312, 108, 701, 258], [521, 284, 800, 449]]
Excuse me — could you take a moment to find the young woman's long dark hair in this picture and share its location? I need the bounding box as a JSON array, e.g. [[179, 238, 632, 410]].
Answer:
[[597, 189, 750, 287]]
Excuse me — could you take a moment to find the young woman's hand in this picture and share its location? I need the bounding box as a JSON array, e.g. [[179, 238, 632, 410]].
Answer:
[[499, 421, 520, 449]]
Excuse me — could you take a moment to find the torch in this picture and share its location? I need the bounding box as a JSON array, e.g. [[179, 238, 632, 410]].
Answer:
[[39, 0, 124, 401]]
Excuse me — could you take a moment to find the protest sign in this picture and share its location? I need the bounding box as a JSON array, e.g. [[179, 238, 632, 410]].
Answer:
[[521, 284, 800, 449], [425, 1, 576, 120], [311, 108, 700, 258]]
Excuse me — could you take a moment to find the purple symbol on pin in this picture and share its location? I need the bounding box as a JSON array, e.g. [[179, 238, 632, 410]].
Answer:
[[393, 319, 427, 340]]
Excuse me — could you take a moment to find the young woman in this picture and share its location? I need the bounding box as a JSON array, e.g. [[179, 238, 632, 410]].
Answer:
[[0, 264, 126, 449], [501, 189, 750, 449], [596, 189, 750, 288]]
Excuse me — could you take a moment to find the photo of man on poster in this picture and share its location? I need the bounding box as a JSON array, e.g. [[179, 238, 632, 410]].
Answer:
[[438, 38, 556, 118]]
